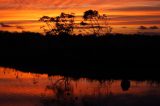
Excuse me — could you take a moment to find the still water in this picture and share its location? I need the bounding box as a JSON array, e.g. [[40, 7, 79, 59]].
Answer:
[[0, 67, 160, 106]]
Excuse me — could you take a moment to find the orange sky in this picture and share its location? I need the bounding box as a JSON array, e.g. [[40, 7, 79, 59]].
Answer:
[[0, 0, 160, 34]]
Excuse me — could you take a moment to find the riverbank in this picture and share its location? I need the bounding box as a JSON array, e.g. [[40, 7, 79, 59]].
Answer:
[[0, 31, 160, 80]]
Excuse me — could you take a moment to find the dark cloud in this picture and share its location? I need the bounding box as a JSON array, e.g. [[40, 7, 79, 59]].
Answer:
[[0, 23, 12, 27], [138, 26, 159, 30], [16, 25, 24, 29], [121, 26, 127, 28], [138, 26, 148, 30], [149, 26, 159, 29], [0, 23, 24, 29]]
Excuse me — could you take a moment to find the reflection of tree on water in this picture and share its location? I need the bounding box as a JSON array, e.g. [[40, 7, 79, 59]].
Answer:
[[32, 74, 40, 85], [3, 68, 160, 106], [93, 80, 114, 96], [41, 76, 78, 106], [121, 80, 131, 91], [41, 77, 116, 106]]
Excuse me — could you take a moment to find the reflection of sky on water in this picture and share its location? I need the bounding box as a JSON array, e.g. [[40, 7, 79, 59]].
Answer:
[[0, 67, 160, 106]]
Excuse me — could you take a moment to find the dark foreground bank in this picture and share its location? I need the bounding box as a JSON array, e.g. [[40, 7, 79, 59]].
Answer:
[[0, 31, 160, 80]]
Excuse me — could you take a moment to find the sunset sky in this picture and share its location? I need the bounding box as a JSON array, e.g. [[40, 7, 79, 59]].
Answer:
[[0, 0, 160, 34]]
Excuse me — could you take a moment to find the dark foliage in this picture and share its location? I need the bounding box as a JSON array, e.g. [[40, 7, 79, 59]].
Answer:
[[0, 31, 160, 80]]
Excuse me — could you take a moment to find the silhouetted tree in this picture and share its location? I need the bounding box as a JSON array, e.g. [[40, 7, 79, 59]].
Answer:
[[99, 14, 112, 34], [83, 10, 100, 34], [39, 13, 75, 36], [39, 10, 112, 36], [39, 16, 53, 31], [82, 10, 112, 35]]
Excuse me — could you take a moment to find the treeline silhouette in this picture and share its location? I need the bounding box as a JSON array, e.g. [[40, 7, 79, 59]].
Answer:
[[0, 31, 160, 80]]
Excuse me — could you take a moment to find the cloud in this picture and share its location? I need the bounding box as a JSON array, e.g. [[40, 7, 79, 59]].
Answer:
[[0, 23, 24, 29], [110, 15, 160, 20], [149, 26, 159, 29], [0, 0, 159, 10], [110, 20, 160, 25], [16, 25, 24, 29], [121, 27, 127, 28], [0, 23, 12, 27], [109, 15, 160, 24], [138, 26, 148, 30], [138, 26, 159, 30], [110, 5, 160, 12]]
